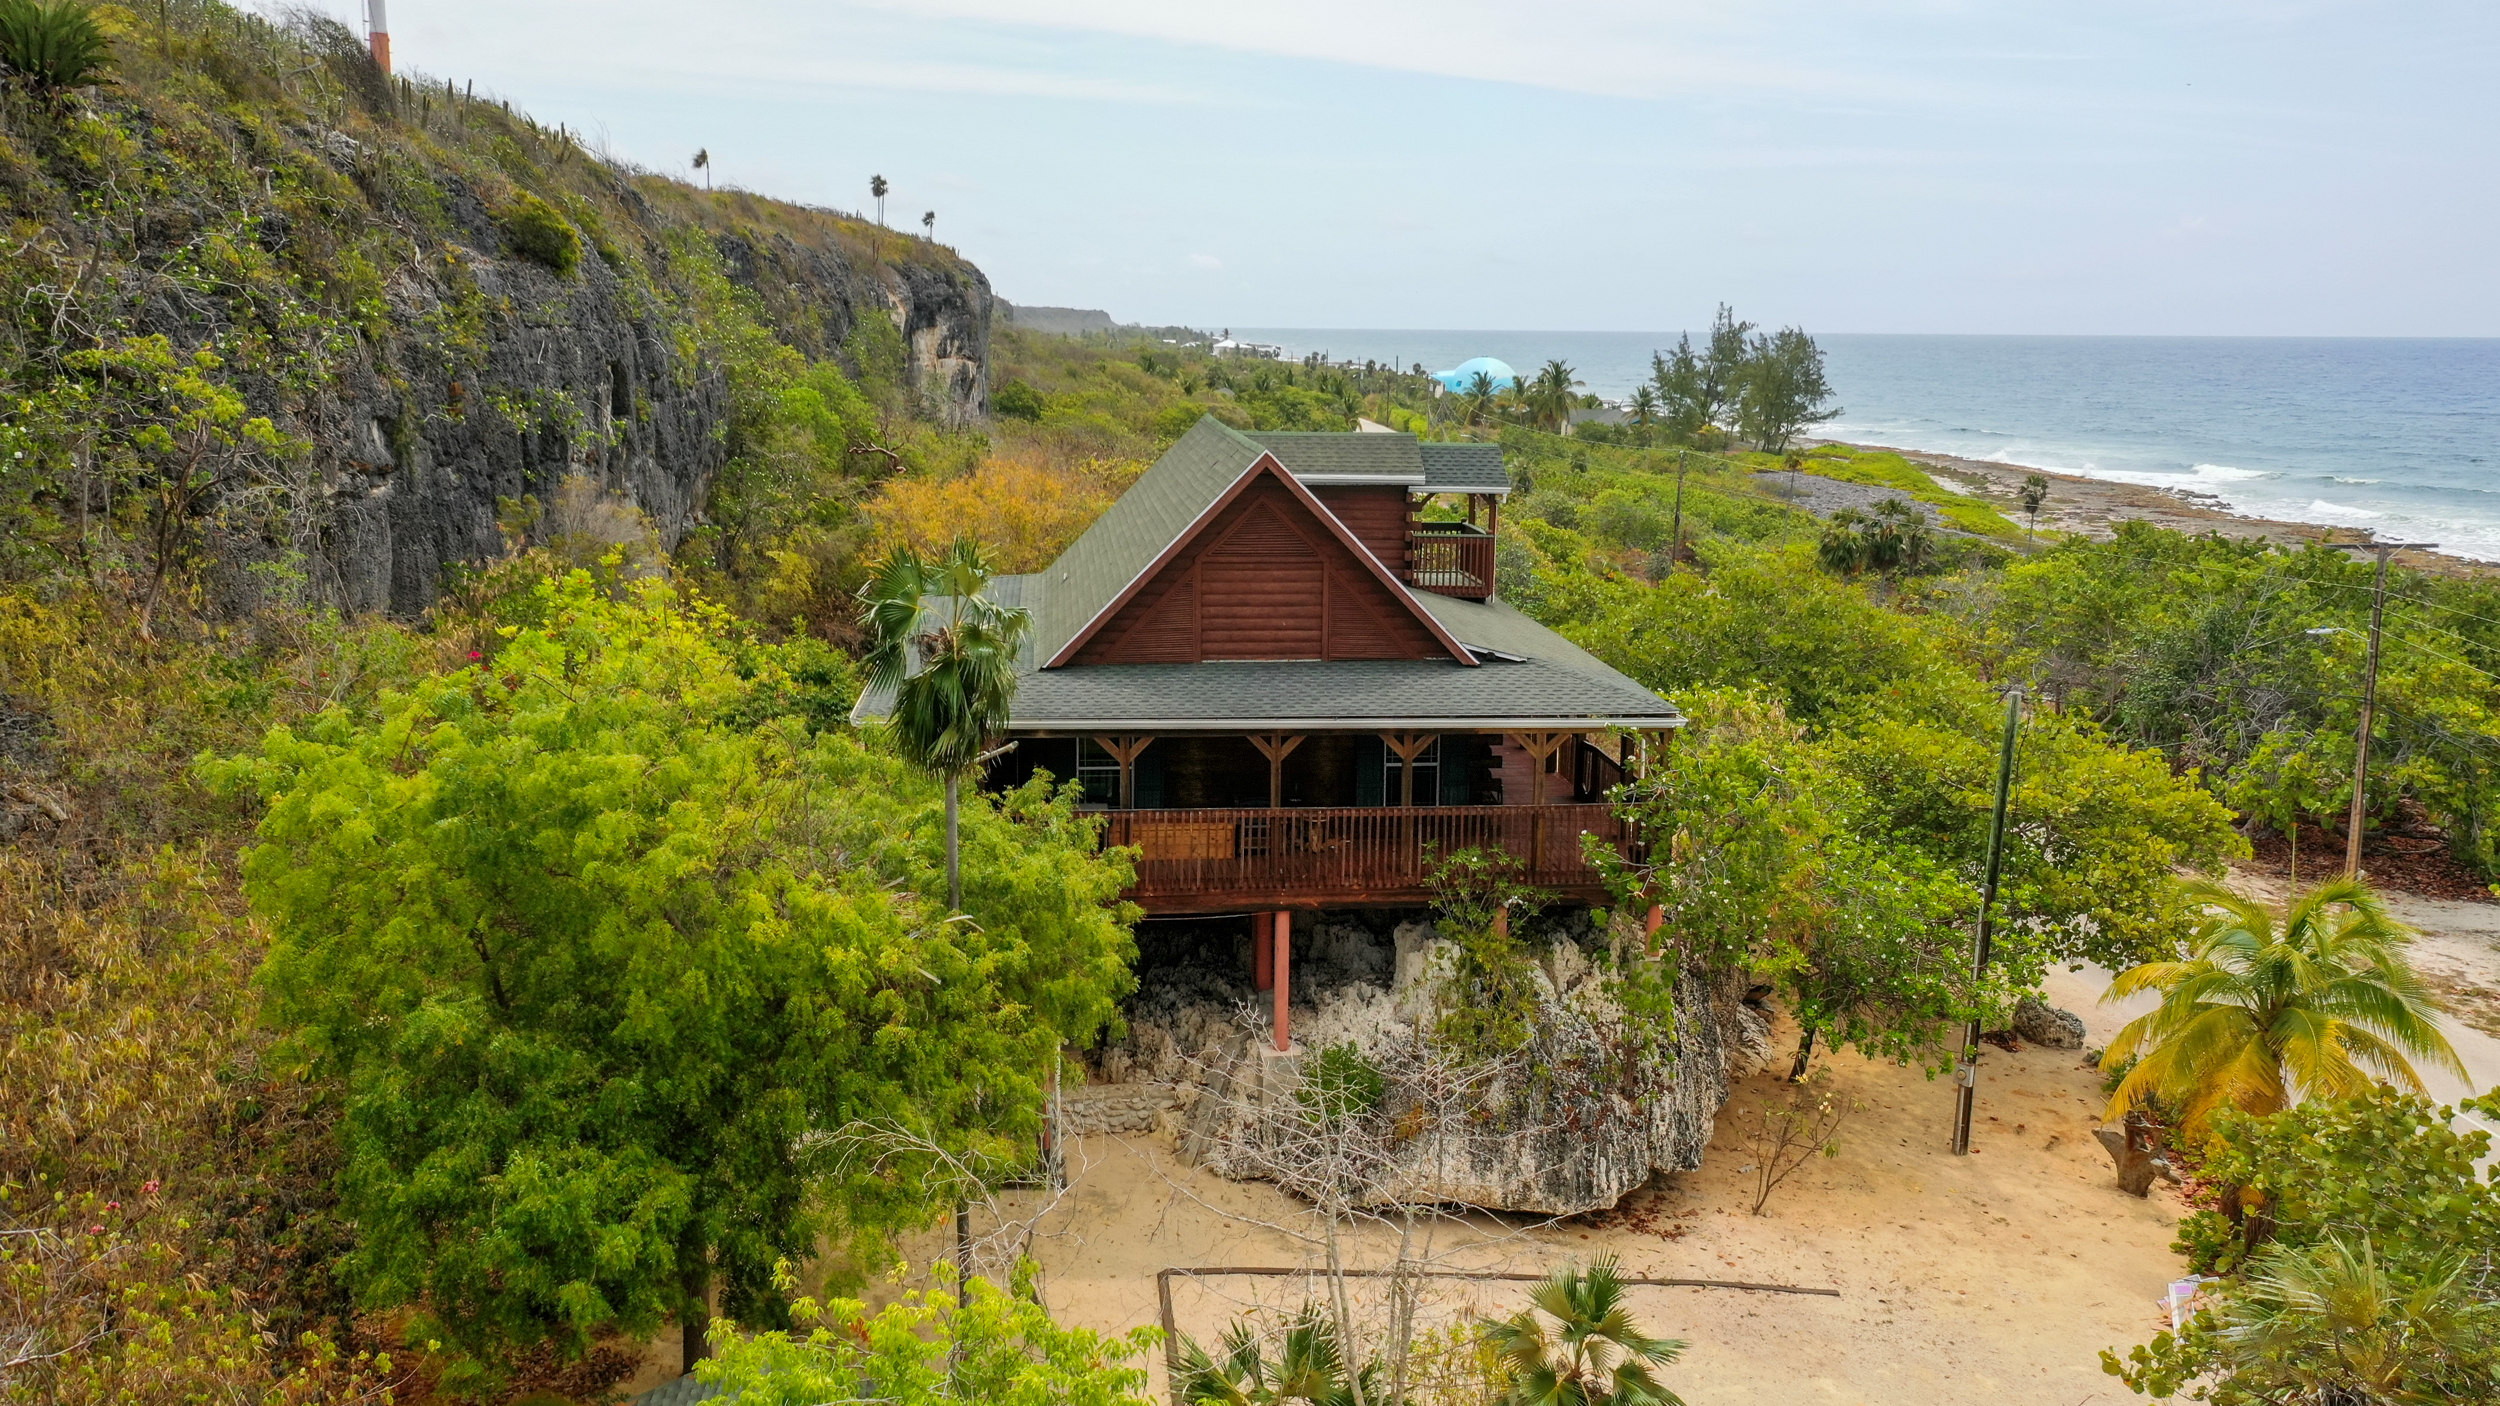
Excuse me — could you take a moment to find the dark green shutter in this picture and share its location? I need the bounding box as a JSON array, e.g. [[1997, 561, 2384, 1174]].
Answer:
[[1134, 748, 1167, 808], [1354, 736, 1383, 806]]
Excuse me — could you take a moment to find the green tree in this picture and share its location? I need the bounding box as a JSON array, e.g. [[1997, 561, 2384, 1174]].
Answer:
[[1816, 507, 1869, 577], [1461, 370, 1503, 430], [2224, 729, 2349, 887], [207, 574, 1134, 1389], [860, 538, 1032, 911], [2101, 877, 2465, 1142], [1483, 1255, 1686, 1406], [701, 1261, 1159, 1406], [1734, 326, 1839, 452]]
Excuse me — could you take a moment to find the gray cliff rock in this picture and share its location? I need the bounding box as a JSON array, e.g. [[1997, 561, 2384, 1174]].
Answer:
[[1104, 909, 1734, 1216]]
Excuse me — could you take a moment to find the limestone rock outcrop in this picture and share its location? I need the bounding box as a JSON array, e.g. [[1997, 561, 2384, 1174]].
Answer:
[[1099, 909, 1738, 1216]]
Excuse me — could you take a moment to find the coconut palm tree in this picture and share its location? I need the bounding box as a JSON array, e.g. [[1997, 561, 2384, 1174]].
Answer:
[[2101, 877, 2464, 1141], [870, 173, 888, 225], [1461, 370, 1502, 430], [1625, 385, 1661, 446], [1484, 1255, 1686, 1406], [858, 539, 1030, 911], [1528, 359, 1583, 434]]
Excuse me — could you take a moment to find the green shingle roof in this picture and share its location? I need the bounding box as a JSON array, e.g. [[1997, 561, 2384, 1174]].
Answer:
[[1419, 442, 1509, 493], [1240, 431, 1424, 481]]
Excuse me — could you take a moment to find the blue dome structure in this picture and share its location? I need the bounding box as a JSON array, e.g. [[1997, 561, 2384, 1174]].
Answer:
[[1433, 356, 1517, 393]]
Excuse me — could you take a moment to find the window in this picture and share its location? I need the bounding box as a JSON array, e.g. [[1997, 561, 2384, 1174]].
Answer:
[[1077, 738, 1121, 806], [1386, 737, 1439, 806]]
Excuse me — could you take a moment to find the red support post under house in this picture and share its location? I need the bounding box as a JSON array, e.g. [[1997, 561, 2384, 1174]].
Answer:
[[1271, 911, 1292, 1052], [1253, 917, 1274, 991]]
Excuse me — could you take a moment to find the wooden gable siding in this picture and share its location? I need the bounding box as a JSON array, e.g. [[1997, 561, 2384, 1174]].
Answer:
[[1073, 476, 1449, 664], [1310, 485, 1411, 578]]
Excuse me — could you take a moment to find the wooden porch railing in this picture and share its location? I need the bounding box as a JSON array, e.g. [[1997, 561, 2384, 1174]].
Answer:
[[1099, 804, 1629, 912], [1406, 528, 1495, 600]]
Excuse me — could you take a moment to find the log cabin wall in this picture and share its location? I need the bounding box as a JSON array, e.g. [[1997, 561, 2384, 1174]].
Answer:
[[1309, 485, 1412, 579], [1072, 475, 1450, 665]]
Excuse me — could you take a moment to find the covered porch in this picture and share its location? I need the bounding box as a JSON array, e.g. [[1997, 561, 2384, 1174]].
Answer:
[[992, 729, 1656, 912]]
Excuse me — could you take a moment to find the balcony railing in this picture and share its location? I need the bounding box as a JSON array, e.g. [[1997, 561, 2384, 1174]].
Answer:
[[1098, 804, 1629, 911], [1407, 527, 1495, 600]]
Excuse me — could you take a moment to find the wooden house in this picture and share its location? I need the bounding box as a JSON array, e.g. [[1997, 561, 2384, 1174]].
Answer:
[[857, 418, 1684, 1040]]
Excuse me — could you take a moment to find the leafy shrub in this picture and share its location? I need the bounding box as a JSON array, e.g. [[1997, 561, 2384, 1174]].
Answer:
[[500, 191, 581, 275], [0, 0, 111, 90], [991, 378, 1044, 421], [1300, 1042, 1386, 1127]]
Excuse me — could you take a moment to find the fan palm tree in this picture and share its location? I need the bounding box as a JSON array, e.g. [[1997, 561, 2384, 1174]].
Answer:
[[2017, 472, 2050, 540], [1816, 508, 1869, 577], [2101, 877, 2464, 1141], [1484, 1255, 1686, 1406], [2217, 1234, 2500, 1404], [1175, 1306, 1376, 1406], [1863, 498, 1934, 577], [858, 539, 1030, 911], [870, 173, 888, 225]]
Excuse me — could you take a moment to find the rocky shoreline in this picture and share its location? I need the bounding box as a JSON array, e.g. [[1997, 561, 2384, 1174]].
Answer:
[[1813, 438, 2485, 578]]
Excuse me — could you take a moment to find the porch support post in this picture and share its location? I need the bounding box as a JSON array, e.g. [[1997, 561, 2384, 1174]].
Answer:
[[1093, 735, 1154, 809], [1253, 913, 1273, 991], [1505, 731, 1572, 808], [1381, 732, 1436, 808], [1248, 733, 1304, 809], [1271, 911, 1292, 1052]]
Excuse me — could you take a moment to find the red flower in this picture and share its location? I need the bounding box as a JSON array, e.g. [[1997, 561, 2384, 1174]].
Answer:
[[469, 651, 483, 660], [142, 1180, 160, 1194], [104, 1201, 120, 1211]]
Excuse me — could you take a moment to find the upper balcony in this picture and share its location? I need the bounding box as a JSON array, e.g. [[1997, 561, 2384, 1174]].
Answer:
[[1406, 523, 1495, 600]]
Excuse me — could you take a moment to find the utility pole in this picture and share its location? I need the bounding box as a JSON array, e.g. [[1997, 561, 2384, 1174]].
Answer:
[[1670, 450, 1687, 569], [2330, 540, 2438, 878], [1952, 688, 2022, 1156]]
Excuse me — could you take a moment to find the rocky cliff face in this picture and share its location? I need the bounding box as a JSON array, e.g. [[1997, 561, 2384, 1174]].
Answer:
[[0, 27, 993, 620], [316, 188, 993, 617]]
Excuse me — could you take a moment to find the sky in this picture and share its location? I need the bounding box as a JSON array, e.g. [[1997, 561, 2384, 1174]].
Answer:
[[304, 1, 2497, 336]]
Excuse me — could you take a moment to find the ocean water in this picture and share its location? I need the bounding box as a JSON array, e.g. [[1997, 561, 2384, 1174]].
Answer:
[[1230, 330, 2500, 562]]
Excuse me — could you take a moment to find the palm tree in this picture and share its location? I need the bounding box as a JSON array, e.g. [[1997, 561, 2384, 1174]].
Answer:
[[1529, 359, 1583, 434], [870, 173, 888, 225], [1816, 508, 1869, 577], [1176, 1306, 1376, 1406], [0, 0, 113, 91], [2216, 1234, 2500, 1403], [2101, 877, 2464, 1142], [922, 209, 937, 241], [858, 539, 1030, 911], [1863, 498, 1934, 577], [2018, 473, 2050, 539], [692, 148, 710, 191], [1484, 1256, 1686, 1406], [1626, 385, 1660, 446], [1461, 370, 1502, 430]]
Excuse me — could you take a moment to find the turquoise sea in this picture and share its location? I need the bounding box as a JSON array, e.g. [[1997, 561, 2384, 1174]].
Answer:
[[1230, 331, 2500, 562]]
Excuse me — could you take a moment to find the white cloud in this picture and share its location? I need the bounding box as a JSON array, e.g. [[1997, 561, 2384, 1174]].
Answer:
[[1189, 253, 1223, 270]]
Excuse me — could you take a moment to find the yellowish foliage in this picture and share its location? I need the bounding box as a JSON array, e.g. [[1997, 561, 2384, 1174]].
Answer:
[[864, 452, 1143, 573]]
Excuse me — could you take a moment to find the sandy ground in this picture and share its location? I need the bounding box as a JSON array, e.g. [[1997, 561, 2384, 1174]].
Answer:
[[618, 873, 2500, 1403]]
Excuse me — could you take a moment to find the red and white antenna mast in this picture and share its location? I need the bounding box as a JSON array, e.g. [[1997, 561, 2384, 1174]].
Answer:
[[366, 0, 392, 73]]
